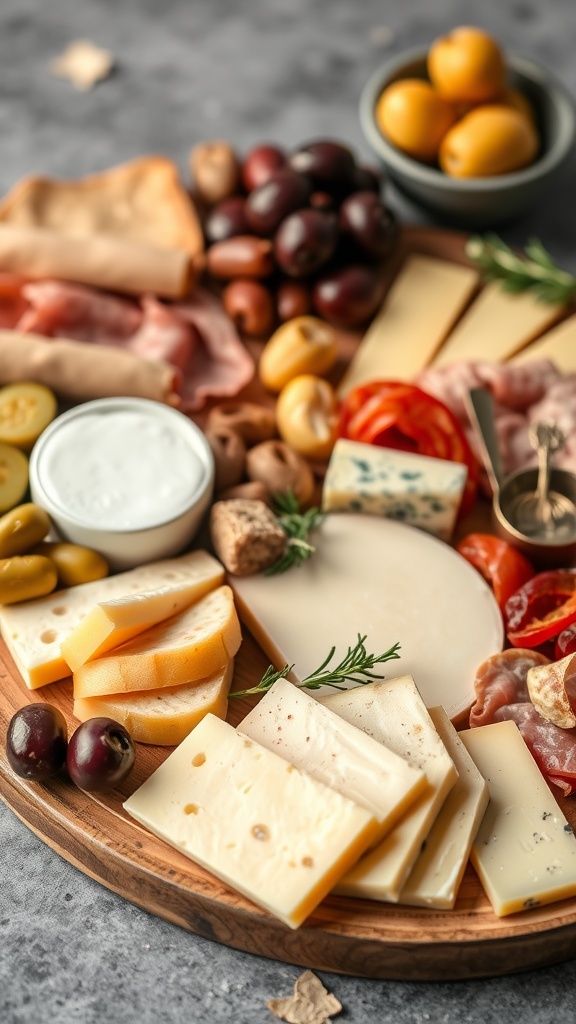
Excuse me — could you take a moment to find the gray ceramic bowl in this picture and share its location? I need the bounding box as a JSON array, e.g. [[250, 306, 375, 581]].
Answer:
[[359, 48, 576, 226]]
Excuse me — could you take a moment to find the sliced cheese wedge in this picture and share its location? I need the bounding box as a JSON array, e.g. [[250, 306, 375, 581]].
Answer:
[[0, 549, 224, 689], [398, 706, 489, 909], [73, 585, 241, 698], [461, 720, 576, 916], [508, 311, 576, 373], [61, 579, 222, 672], [338, 254, 478, 395], [73, 660, 233, 746], [322, 676, 458, 901], [238, 677, 426, 843], [431, 282, 563, 367], [123, 713, 380, 929]]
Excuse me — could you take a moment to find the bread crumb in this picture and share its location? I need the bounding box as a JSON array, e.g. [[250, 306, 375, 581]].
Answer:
[[50, 40, 115, 91]]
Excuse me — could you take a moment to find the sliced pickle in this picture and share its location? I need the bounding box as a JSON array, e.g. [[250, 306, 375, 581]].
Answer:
[[0, 382, 58, 451], [0, 443, 29, 513]]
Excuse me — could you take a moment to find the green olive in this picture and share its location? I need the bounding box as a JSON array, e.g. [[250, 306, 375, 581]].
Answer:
[[0, 503, 51, 559], [0, 555, 58, 604], [30, 542, 109, 587]]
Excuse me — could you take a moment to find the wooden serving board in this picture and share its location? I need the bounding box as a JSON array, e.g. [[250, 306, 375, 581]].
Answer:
[[2, 226, 576, 982]]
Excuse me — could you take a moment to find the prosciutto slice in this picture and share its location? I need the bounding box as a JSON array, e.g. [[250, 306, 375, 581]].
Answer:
[[10, 279, 254, 412], [470, 648, 576, 796]]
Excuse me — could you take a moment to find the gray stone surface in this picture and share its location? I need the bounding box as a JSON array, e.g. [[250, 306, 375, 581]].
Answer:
[[1, 2, 576, 1022]]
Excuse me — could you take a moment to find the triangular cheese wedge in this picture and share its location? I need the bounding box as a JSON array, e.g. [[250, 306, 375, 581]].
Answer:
[[73, 585, 241, 698]]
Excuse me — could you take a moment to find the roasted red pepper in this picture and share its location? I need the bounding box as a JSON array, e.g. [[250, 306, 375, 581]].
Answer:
[[504, 569, 576, 647], [338, 380, 479, 512], [456, 533, 535, 611]]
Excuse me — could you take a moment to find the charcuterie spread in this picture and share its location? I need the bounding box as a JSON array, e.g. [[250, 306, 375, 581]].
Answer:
[[3, 22, 576, 982]]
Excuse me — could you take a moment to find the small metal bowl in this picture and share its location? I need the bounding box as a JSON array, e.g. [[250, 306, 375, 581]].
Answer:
[[494, 466, 576, 567]]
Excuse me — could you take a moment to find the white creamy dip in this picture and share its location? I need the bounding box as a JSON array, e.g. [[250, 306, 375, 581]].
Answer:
[[36, 405, 207, 530]]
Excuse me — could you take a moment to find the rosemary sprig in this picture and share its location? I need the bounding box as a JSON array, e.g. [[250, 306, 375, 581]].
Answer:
[[264, 489, 325, 576], [229, 633, 401, 699], [465, 233, 576, 306]]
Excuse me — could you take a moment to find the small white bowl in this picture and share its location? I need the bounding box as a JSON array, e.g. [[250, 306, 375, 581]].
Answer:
[[30, 398, 214, 571], [359, 49, 576, 226]]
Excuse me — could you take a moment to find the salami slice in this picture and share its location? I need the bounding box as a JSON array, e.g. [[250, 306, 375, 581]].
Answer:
[[493, 702, 576, 797]]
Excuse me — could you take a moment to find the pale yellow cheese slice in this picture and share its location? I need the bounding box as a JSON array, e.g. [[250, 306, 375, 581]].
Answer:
[[508, 311, 576, 373], [397, 706, 489, 909], [61, 579, 222, 672], [338, 254, 478, 395], [431, 282, 563, 367], [73, 585, 241, 698], [123, 713, 380, 929], [323, 676, 458, 901], [73, 661, 233, 746], [461, 720, 576, 916], [238, 677, 426, 843], [0, 549, 224, 689]]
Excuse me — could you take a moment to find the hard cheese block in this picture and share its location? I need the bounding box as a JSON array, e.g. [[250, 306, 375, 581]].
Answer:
[[461, 720, 576, 916], [230, 513, 503, 719], [123, 712, 379, 929], [323, 676, 458, 901], [73, 585, 241, 698], [431, 281, 563, 367], [0, 549, 224, 689], [338, 254, 478, 394], [61, 579, 224, 672], [398, 706, 489, 909], [322, 438, 467, 541], [238, 677, 426, 842], [508, 312, 576, 373], [74, 661, 233, 746]]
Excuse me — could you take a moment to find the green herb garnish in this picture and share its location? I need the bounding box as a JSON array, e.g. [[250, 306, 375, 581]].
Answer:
[[465, 233, 576, 305], [229, 633, 401, 699], [264, 489, 325, 576]]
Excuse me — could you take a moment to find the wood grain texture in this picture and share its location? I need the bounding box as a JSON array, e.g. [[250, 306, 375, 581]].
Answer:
[[3, 226, 576, 981]]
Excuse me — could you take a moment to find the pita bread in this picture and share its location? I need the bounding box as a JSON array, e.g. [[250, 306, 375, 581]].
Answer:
[[0, 156, 204, 259]]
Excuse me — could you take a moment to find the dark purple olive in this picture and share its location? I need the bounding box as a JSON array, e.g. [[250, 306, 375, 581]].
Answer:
[[245, 168, 312, 236], [351, 165, 383, 193], [274, 208, 339, 278], [313, 265, 386, 328], [289, 141, 356, 194], [66, 718, 135, 792], [340, 192, 398, 260], [204, 196, 250, 245], [242, 144, 286, 192], [276, 279, 312, 321], [7, 703, 68, 781], [310, 191, 336, 211]]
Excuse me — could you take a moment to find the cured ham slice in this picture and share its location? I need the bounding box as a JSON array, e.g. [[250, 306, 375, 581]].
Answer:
[[0, 273, 30, 328], [469, 648, 549, 728], [470, 648, 576, 796], [8, 279, 254, 411], [492, 703, 576, 797]]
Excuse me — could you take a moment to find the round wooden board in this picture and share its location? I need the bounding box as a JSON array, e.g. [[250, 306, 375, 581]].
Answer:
[[2, 225, 576, 982]]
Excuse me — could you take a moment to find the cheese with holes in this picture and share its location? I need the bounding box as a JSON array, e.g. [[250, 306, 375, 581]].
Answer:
[[123, 712, 379, 929], [74, 661, 233, 746], [509, 312, 576, 373], [73, 585, 241, 698], [0, 549, 224, 689], [460, 720, 576, 916], [322, 439, 467, 541], [61, 579, 225, 672], [322, 676, 458, 901], [338, 254, 478, 394], [238, 677, 426, 842], [398, 706, 489, 909], [431, 282, 563, 367]]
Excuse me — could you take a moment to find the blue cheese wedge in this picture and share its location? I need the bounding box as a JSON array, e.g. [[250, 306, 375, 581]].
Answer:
[[321, 439, 467, 541], [460, 720, 576, 917], [238, 677, 426, 844], [398, 706, 489, 909], [123, 713, 379, 929]]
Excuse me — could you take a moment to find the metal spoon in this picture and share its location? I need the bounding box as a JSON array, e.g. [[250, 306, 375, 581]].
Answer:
[[464, 387, 503, 495], [508, 421, 576, 539]]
